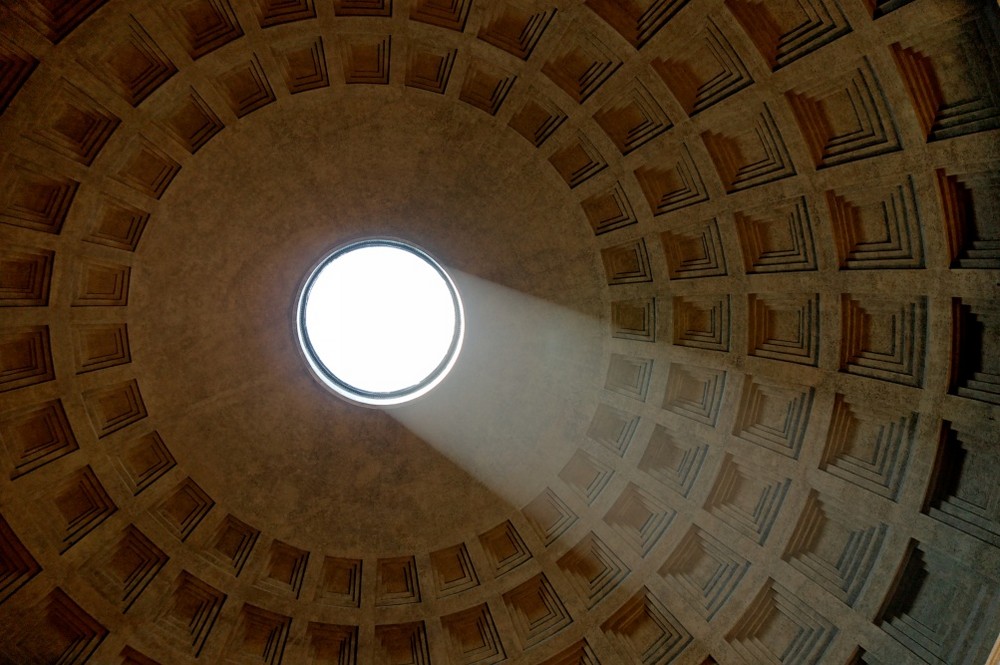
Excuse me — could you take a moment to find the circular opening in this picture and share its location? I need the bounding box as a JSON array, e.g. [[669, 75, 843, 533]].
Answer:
[[297, 239, 464, 406]]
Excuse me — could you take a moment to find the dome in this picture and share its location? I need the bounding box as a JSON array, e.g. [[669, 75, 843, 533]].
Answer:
[[0, 0, 999, 663]]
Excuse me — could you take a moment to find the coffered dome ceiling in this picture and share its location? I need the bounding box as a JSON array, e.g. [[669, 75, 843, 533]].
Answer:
[[1, 0, 999, 663]]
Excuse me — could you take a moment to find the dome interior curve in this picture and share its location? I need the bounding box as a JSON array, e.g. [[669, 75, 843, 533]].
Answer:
[[0, 0, 999, 664]]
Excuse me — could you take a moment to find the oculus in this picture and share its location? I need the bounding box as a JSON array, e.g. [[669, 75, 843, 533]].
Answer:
[[297, 238, 464, 406]]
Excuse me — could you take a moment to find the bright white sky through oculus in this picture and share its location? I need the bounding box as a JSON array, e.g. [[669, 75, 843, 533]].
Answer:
[[303, 245, 457, 394]]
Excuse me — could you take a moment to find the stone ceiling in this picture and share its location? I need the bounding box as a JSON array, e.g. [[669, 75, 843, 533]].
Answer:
[[0, 0, 999, 663]]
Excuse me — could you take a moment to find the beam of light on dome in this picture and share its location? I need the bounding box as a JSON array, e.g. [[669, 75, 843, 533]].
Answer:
[[298, 239, 464, 406], [390, 270, 605, 508]]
